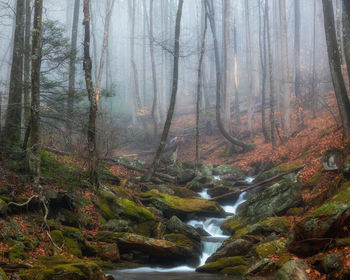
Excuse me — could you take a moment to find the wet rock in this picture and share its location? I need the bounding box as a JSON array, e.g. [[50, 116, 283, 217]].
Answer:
[[186, 176, 214, 192], [213, 165, 244, 180], [0, 199, 7, 216], [207, 238, 253, 263], [288, 187, 350, 257], [96, 231, 198, 265], [19, 256, 104, 280], [237, 179, 303, 224], [101, 219, 130, 232], [221, 216, 246, 236], [207, 184, 235, 198], [96, 243, 120, 262], [196, 256, 246, 273], [177, 169, 196, 184], [275, 260, 309, 280], [166, 216, 201, 241], [140, 190, 224, 220]]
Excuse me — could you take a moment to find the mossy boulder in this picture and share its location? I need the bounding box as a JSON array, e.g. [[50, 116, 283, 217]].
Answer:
[[255, 239, 287, 259], [133, 220, 156, 237], [220, 265, 249, 275], [288, 187, 350, 257], [140, 190, 224, 219], [170, 186, 198, 198], [166, 216, 200, 241], [19, 256, 104, 280], [237, 179, 303, 224], [0, 268, 8, 280], [207, 238, 253, 263], [275, 260, 309, 280], [235, 217, 291, 238], [96, 243, 120, 262], [57, 208, 79, 227], [196, 256, 246, 273], [200, 163, 213, 176], [9, 241, 27, 263], [98, 190, 154, 222], [50, 230, 64, 247], [186, 176, 214, 192], [177, 169, 196, 184], [64, 237, 82, 257], [207, 184, 236, 199], [0, 199, 7, 216], [213, 165, 243, 179], [101, 219, 129, 232], [221, 216, 246, 235]]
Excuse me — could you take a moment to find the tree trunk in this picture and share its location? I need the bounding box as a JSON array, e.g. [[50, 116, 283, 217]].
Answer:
[[196, 10, 208, 170], [145, 0, 184, 181], [23, 0, 31, 130], [266, 0, 276, 148], [279, 0, 291, 137], [294, 0, 303, 124], [205, 0, 254, 152], [144, 0, 159, 138], [66, 0, 80, 149], [3, 0, 25, 146], [245, 0, 253, 136], [233, 6, 240, 128], [311, 0, 317, 117], [259, 0, 269, 143], [83, 0, 99, 187], [322, 0, 350, 138], [29, 0, 43, 188]]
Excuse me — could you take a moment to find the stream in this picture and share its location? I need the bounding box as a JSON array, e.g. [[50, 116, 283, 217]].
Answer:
[[106, 177, 251, 280]]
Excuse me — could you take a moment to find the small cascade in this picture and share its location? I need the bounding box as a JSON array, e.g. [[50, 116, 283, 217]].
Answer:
[[198, 188, 211, 199]]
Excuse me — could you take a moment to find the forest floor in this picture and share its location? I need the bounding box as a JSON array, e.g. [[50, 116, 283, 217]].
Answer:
[[0, 91, 349, 279]]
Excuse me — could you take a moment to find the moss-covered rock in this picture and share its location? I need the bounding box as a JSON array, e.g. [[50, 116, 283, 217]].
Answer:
[[207, 184, 236, 199], [101, 219, 129, 232], [237, 179, 303, 224], [64, 237, 82, 257], [9, 241, 27, 263], [96, 231, 197, 264], [220, 265, 249, 275], [196, 256, 246, 273], [19, 256, 104, 280], [140, 190, 224, 219], [133, 220, 156, 237], [0, 267, 8, 280], [255, 239, 287, 259], [286, 207, 303, 216], [98, 190, 154, 223], [50, 230, 64, 247], [0, 199, 7, 216], [62, 226, 84, 244], [96, 243, 120, 262], [213, 165, 243, 179], [275, 260, 309, 280], [221, 216, 246, 235], [166, 216, 200, 241], [288, 187, 350, 257], [200, 163, 213, 176], [170, 186, 198, 198], [57, 208, 79, 227]]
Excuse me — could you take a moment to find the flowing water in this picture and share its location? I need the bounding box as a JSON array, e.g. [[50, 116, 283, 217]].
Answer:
[[106, 177, 249, 280]]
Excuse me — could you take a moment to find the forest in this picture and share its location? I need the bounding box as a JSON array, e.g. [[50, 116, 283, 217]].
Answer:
[[0, 0, 350, 279]]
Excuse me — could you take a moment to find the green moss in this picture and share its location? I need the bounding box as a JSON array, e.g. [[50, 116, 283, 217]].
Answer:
[[0, 267, 9, 280], [221, 216, 246, 235], [62, 226, 84, 244], [115, 197, 154, 222], [197, 257, 246, 273], [163, 233, 195, 249], [9, 242, 27, 263], [134, 221, 155, 237], [256, 239, 287, 259], [50, 230, 64, 247], [220, 265, 249, 275], [286, 208, 303, 216], [96, 200, 115, 220], [64, 237, 82, 257], [19, 256, 103, 280]]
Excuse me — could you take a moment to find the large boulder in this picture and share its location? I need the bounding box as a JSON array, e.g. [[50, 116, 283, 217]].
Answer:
[[196, 256, 247, 273], [19, 256, 104, 280], [140, 190, 224, 219], [177, 169, 196, 184], [288, 187, 350, 257], [96, 231, 198, 265], [207, 237, 253, 263], [275, 260, 309, 280], [166, 216, 200, 241], [237, 179, 303, 224], [213, 165, 244, 180]]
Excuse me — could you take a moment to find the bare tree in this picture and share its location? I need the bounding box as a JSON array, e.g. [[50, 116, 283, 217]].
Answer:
[[145, 0, 184, 181], [245, 0, 253, 136], [23, 0, 31, 129], [322, 0, 350, 137], [83, 0, 99, 187], [29, 0, 43, 187]]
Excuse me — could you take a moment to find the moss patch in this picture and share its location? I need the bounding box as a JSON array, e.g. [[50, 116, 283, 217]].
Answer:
[[220, 265, 249, 275], [256, 239, 287, 259]]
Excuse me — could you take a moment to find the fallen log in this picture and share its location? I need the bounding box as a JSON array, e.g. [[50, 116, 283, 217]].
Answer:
[[209, 166, 305, 201], [104, 158, 176, 183]]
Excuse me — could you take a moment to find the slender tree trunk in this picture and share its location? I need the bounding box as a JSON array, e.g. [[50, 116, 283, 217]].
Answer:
[[3, 0, 25, 146], [280, 0, 291, 137], [245, 0, 253, 136], [205, 0, 253, 151], [233, 6, 240, 127], [145, 0, 184, 181], [83, 0, 99, 187], [266, 0, 276, 148], [23, 0, 31, 130], [312, 0, 317, 117], [195, 11, 207, 171], [294, 0, 303, 124], [259, 0, 269, 143], [29, 0, 43, 188], [144, 0, 159, 138], [66, 0, 80, 149], [322, 0, 350, 137]]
